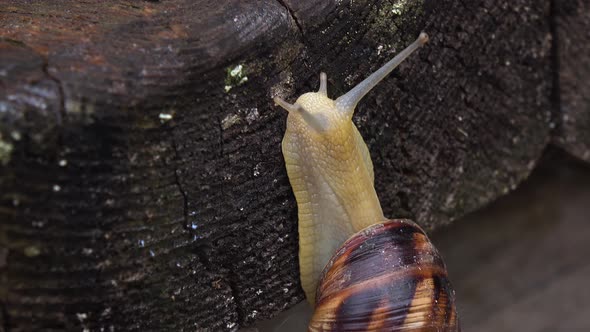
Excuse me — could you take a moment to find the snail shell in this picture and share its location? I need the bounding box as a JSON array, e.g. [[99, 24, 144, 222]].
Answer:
[[309, 219, 459, 332]]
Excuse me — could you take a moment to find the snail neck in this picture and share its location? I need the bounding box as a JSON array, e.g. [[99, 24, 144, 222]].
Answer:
[[315, 122, 385, 230], [282, 117, 384, 302]]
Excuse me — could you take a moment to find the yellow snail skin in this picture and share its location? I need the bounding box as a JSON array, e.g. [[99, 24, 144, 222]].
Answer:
[[275, 33, 430, 303]]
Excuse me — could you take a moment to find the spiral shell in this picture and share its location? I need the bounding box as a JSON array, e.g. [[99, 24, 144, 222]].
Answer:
[[309, 219, 459, 332]]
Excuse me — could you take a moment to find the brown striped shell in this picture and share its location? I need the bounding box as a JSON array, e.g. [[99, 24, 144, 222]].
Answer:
[[308, 219, 459, 332]]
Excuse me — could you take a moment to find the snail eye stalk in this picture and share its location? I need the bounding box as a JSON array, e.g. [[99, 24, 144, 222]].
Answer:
[[336, 32, 429, 117]]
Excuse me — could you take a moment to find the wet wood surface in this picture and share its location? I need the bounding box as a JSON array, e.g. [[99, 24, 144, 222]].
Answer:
[[0, 0, 587, 330]]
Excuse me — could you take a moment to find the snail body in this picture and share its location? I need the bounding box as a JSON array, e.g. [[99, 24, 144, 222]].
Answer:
[[275, 32, 459, 331]]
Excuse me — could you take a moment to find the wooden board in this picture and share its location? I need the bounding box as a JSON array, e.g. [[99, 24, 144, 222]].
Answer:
[[0, 0, 569, 330]]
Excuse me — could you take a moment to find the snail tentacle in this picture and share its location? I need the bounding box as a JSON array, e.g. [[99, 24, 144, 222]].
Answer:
[[336, 32, 429, 116]]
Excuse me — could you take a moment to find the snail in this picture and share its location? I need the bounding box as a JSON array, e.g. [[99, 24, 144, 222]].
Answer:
[[274, 32, 460, 331]]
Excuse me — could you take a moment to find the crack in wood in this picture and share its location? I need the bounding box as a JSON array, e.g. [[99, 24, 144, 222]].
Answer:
[[276, 0, 304, 37]]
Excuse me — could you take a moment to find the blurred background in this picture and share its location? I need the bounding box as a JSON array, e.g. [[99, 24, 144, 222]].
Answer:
[[250, 148, 590, 331]]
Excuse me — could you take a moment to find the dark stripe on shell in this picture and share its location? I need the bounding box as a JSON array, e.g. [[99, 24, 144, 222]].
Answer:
[[317, 220, 445, 302], [334, 285, 390, 331], [432, 276, 443, 326], [312, 266, 451, 331], [441, 276, 459, 330], [331, 274, 420, 331]]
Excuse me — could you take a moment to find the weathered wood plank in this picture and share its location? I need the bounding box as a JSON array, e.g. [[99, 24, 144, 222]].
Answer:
[[0, 0, 555, 330]]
